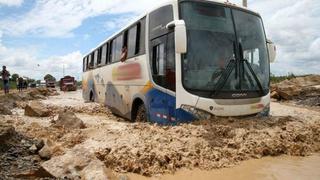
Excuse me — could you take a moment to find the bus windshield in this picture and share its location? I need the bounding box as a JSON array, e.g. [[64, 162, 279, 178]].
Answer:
[[180, 1, 269, 98]]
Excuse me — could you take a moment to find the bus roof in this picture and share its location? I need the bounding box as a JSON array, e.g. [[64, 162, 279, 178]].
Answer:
[[83, 0, 259, 58]]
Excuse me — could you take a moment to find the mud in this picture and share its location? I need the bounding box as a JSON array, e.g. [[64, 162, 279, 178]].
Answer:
[[128, 154, 320, 180], [96, 116, 320, 176], [1, 89, 320, 179], [0, 121, 54, 179], [271, 75, 320, 108]]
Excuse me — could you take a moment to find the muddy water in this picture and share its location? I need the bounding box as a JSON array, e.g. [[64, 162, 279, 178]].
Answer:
[[127, 154, 320, 180]]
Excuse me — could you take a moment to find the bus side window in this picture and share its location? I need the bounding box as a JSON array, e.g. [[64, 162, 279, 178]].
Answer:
[[152, 43, 166, 86], [86, 56, 89, 70], [139, 18, 146, 54], [128, 25, 138, 58], [101, 44, 107, 65], [89, 54, 93, 69], [109, 41, 113, 63], [166, 33, 176, 91], [111, 35, 123, 63], [121, 31, 128, 61], [83, 57, 86, 72], [97, 47, 102, 65], [94, 50, 98, 68]]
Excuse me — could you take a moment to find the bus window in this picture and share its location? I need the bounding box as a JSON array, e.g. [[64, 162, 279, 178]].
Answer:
[[128, 25, 138, 58], [86, 56, 89, 70], [89, 54, 94, 69], [83, 57, 86, 72], [111, 35, 123, 63], [166, 33, 176, 91], [94, 50, 98, 67], [97, 47, 102, 65], [109, 41, 113, 63], [149, 5, 173, 40], [152, 43, 166, 86], [121, 31, 128, 61], [101, 44, 107, 65], [139, 18, 146, 54]]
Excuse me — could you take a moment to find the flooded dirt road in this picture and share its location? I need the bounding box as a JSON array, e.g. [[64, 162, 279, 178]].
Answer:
[[128, 154, 320, 180], [1, 89, 320, 179]]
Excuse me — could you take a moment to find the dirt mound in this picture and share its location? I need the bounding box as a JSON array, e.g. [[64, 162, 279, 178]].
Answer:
[[96, 116, 320, 176], [53, 111, 86, 129], [0, 103, 12, 115], [41, 145, 114, 179], [271, 75, 320, 105], [0, 88, 59, 110], [25, 101, 51, 117], [21, 122, 86, 154], [0, 121, 54, 179]]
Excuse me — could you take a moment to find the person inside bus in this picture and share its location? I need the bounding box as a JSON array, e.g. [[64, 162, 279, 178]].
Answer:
[[120, 45, 128, 62]]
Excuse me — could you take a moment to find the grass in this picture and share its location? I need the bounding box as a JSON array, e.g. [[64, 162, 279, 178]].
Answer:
[[270, 73, 297, 84], [0, 80, 17, 90]]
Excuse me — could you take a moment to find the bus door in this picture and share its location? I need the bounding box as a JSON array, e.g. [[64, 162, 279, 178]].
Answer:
[[149, 34, 176, 124]]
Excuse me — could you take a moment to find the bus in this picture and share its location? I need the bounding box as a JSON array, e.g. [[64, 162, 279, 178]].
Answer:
[[82, 0, 276, 125]]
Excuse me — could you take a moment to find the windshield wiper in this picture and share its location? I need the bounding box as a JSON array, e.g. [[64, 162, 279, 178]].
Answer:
[[211, 58, 236, 96], [211, 41, 237, 97], [239, 43, 264, 95], [243, 59, 264, 95]]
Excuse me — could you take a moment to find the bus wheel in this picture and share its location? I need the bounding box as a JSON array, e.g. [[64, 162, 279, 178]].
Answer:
[[90, 91, 94, 102], [135, 104, 147, 122]]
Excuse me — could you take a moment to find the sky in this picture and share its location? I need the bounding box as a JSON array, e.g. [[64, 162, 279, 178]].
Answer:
[[0, 0, 319, 80]]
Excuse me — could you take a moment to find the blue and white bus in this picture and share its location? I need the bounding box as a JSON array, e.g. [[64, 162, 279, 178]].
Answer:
[[82, 0, 276, 125]]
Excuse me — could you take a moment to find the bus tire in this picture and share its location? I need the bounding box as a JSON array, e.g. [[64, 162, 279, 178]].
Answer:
[[90, 91, 94, 102], [135, 104, 147, 122], [258, 106, 270, 117]]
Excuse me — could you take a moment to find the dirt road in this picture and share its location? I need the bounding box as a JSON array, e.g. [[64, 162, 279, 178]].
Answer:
[[1, 89, 320, 179]]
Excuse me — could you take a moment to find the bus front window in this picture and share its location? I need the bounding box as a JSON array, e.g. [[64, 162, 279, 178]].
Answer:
[[180, 1, 270, 98]]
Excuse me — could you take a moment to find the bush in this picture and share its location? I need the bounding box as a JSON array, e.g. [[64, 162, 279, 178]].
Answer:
[[0, 80, 17, 90]]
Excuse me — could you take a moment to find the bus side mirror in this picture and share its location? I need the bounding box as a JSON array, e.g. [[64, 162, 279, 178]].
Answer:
[[166, 20, 187, 54], [267, 40, 276, 63]]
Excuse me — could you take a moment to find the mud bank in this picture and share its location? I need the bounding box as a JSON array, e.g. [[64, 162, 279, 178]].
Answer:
[[96, 116, 320, 176], [0, 121, 54, 179], [0, 88, 59, 115], [271, 75, 320, 108], [1, 89, 320, 179]]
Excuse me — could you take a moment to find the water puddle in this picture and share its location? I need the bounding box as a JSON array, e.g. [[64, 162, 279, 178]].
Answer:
[[127, 154, 320, 180]]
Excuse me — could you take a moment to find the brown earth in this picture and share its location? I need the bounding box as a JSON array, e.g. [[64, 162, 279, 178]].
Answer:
[[0, 88, 320, 179], [271, 75, 320, 108], [0, 122, 54, 179]]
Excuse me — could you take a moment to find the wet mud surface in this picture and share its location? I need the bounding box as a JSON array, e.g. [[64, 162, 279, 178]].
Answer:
[[0, 86, 320, 179]]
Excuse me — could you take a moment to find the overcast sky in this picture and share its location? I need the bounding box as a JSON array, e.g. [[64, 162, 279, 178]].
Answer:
[[0, 0, 319, 80]]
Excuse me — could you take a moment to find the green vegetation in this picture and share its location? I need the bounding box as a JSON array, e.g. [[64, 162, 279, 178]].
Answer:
[[0, 80, 17, 89], [44, 74, 56, 81], [270, 73, 296, 83]]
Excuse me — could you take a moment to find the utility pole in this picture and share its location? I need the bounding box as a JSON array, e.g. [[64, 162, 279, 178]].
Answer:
[[243, 0, 247, 7]]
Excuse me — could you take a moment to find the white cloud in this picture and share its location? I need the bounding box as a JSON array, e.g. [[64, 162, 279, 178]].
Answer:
[[0, 0, 165, 37], [231, 0, 320, 75], [0, 0, 319, 77], [0, 40, 82, 80], [0, 0, 23, 7], [254, 0, 320, 75]]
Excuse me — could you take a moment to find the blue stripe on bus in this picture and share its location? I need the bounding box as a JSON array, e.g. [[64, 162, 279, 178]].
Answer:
[[145, 88, 196, 125]]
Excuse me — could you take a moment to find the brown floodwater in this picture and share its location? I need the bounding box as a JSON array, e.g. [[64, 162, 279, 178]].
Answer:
[[127, 154, 320, 180]]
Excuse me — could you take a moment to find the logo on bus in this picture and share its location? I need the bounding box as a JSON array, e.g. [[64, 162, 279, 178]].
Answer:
[[232, 93, 248, 98]]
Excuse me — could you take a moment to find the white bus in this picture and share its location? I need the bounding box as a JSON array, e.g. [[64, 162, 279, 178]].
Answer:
[[82, 0, 276, 124]]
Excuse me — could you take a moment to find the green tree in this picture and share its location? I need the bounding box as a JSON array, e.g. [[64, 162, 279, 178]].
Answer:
[[11, 73, 19, 81], [44, 74, 56, 81]]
